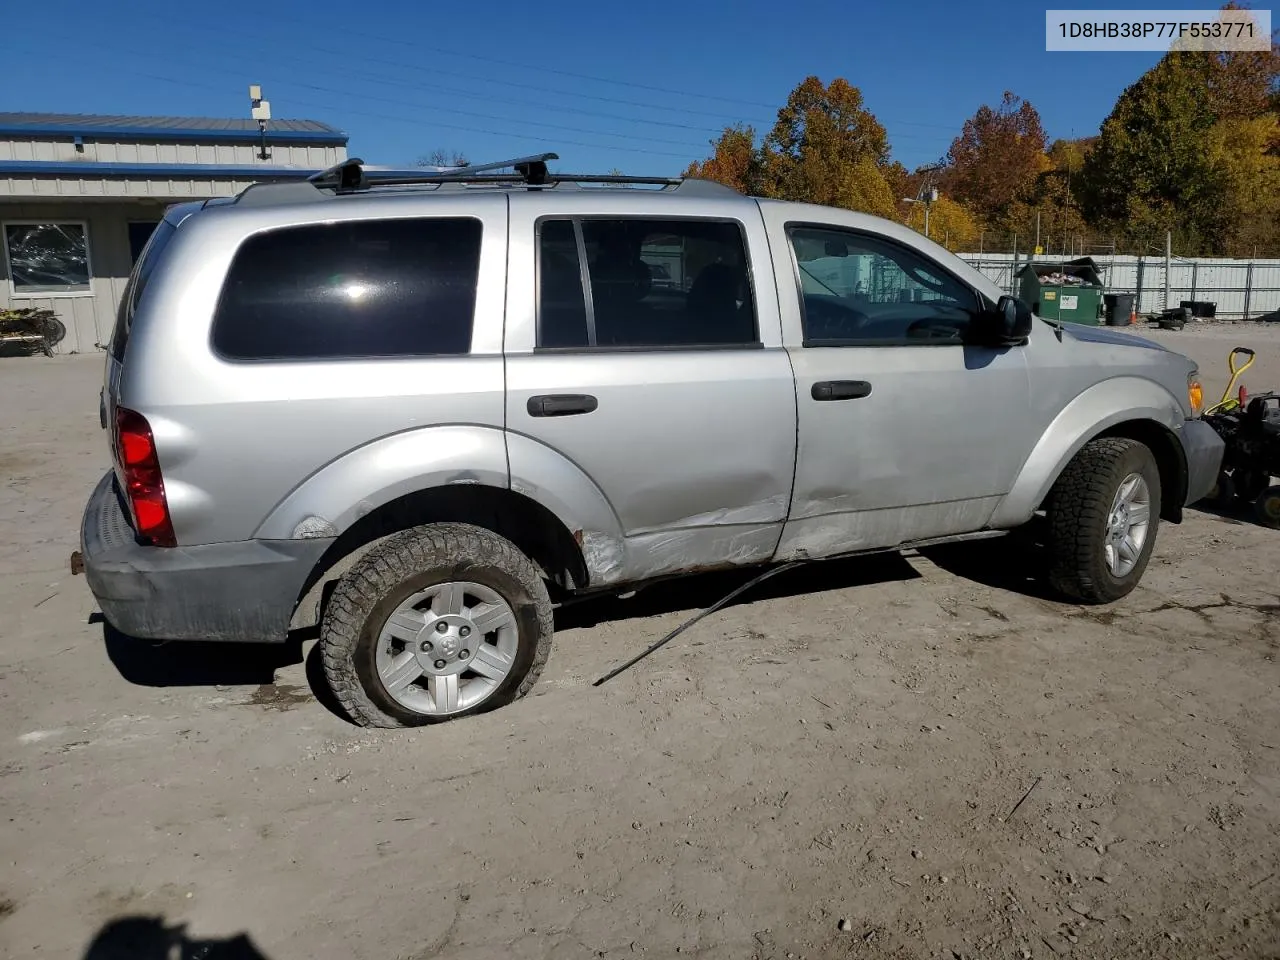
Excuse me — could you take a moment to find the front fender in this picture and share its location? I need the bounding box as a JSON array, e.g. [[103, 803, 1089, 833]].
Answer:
[[254, 425, 511, 540], [989, 376, 1185, 528]]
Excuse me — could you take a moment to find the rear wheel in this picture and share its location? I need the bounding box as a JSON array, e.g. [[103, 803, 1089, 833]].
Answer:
[[1255, 486, 1280, 529], [320, 522, 554, 728], [40, 316, 66, 352], [1046, 437, 1161, 603]]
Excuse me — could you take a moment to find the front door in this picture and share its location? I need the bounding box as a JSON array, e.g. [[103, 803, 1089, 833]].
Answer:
[[504, 193, 798, 586], [761, 214, 1032, 560]]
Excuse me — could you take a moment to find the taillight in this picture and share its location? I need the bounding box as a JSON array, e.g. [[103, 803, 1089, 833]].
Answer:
[[114, 407, 176, 547]]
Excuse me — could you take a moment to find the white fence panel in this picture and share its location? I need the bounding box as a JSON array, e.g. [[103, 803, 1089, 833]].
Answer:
[[956, 252, 1280, 319]]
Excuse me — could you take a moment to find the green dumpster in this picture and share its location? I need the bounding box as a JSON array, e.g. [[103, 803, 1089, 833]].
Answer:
[[1015, 256, 1105, 326]]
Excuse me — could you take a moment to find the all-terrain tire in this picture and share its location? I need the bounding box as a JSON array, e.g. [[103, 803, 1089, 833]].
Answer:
[[320, 522, 554, 728], [1046, 437, 1162, 604]]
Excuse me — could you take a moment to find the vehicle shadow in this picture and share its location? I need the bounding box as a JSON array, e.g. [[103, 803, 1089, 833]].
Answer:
[[916, 526, 1060, 601], [554, 551, 921, 631], [1187, 496, 1270, 528], [82, 915, 271, 959], [102, 622, 304, 687]]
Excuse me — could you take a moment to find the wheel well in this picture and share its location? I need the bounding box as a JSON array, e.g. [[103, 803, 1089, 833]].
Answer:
[[289, 485, 588, 632], [1095, 419, 1187, 523]]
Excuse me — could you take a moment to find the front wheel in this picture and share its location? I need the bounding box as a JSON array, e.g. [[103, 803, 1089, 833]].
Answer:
[[1046, 437, 1162, 604], [320, 523, 554, 728]]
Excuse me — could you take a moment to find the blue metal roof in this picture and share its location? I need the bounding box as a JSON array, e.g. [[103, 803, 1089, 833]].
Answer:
[[0, 112, 348, 145], [0, 160, 323, 179]]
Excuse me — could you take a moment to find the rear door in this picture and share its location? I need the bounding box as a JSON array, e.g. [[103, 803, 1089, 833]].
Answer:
[[504, 192, 798, 585]]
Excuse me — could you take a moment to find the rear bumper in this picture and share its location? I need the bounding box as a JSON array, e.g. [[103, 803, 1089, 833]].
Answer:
[[1180, 418, 1226, 506], [80, 472, 333, 643]]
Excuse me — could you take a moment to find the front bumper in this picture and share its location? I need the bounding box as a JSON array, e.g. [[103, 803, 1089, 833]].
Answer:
[[80, 472, 333, 643], [1180, 418, 1226, 506]]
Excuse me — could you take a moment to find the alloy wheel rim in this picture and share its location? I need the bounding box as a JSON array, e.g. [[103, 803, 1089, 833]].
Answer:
[[1104, 472, 1151, 578], [374, 580, 518, 715]]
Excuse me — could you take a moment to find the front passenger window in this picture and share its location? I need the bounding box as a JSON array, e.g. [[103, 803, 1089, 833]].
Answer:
[[789, 226, 978, 345]]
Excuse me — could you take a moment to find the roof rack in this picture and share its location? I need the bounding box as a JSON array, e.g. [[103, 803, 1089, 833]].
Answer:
[[236, 153, 742, 205]]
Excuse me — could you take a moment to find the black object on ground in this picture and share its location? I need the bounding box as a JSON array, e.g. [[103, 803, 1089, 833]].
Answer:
[[1202, 381, 1280, 527], [1156, 306, 1190, 330], [1103, 293, 1135, 326], [593, 561, 806, 686], [1180, 300, 1217, 319]]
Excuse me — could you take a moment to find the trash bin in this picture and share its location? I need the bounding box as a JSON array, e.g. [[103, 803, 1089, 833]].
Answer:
[[1016, 257, 1105, 325], [1104, 293, 1136, 326]]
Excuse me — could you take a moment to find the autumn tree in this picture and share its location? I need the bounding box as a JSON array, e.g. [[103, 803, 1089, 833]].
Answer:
[[1204, 2, 1280, 118], [946, 92, 1049, 224], [683, 77, 898, 219], [904, 196, 980, 250], [761, 76, 897, 217], [683, 125, 763, 195]]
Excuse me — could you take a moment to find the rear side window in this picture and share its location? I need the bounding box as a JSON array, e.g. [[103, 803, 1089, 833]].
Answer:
[[211, 217, 482, 361], [536, 217, 757, 349], [110, 218, 176, 361]]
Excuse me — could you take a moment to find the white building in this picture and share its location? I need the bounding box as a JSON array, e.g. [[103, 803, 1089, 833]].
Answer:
[[0, 111, 350, 353]]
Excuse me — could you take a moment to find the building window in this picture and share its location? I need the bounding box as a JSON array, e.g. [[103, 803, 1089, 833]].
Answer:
[[3, 222, 92, 296]]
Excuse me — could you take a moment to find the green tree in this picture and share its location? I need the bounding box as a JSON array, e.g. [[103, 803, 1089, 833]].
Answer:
[[1206, 113, 1280, 254], [1079, 53, 1229, 253]]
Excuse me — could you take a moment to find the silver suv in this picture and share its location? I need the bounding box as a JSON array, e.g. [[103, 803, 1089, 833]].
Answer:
[[80, 153, 1224, 727]]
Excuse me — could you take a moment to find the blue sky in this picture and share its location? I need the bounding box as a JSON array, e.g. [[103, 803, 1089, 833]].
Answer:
[[4, 0, 1209, 175]]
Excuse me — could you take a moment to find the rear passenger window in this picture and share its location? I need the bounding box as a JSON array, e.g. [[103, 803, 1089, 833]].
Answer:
[[537, 217, 757, 349], [212, 217, 482, 361]]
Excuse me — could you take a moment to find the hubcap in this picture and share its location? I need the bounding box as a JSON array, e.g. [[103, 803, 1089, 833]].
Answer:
[[374, 580, 519, 716], [1104, 472, 1152, 578]]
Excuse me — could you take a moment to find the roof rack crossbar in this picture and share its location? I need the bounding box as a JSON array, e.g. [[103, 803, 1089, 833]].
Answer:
[[350, 171, 686, 189], [441, 152, 558, 178], [234, 154, 745, 204]]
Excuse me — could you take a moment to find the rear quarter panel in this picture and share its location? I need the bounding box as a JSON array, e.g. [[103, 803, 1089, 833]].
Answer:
[[117, 193, 510, 545]]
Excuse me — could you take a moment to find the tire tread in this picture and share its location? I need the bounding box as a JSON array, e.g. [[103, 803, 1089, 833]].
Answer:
[[1047, 437, 1160, 604], [320, 522, 553, 728]]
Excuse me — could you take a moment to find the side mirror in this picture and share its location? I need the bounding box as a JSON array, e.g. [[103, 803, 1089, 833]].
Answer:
[[972, 295, 1033, 346]]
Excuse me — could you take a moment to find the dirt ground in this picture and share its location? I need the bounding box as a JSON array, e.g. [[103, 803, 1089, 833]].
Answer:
[[2, 323, 1279, 960]]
